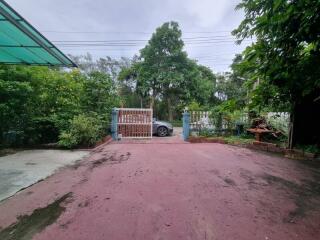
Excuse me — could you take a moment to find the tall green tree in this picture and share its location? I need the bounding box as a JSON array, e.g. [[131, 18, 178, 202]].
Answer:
[[186, 63, 217, 107], [138, 21, 189, 120], [233, 0, 320, 147], [70, 53, 132, 83], [81, 71, 120, 124], [120, 21, 217, 121]]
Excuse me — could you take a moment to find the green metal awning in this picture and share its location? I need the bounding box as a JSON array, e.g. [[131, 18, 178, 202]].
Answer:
[[0, 0, 76, 67]]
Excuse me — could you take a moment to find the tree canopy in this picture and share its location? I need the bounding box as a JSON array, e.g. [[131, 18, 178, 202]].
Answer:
[[233, 0, 320, 147], [119, 21, 217, 121], [233, 0, 320, 106]]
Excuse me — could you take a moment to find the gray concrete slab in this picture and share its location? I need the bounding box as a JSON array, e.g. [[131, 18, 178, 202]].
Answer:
[[0, 150, 89, 202]]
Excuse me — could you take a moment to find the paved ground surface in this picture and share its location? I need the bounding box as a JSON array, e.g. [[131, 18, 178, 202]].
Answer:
[[0, 150, 89, 201], [119, 127, 185, 144], [0, 139, 320, 240]]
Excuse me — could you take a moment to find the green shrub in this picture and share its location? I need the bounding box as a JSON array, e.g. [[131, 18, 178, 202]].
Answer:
[[58, 114, 102, 148], [171, 120, 182, 127], [58, 132, 77, 149], [295, 144, 319, 154], [199, 128, 215, 137], [223, 135, 255, 145]]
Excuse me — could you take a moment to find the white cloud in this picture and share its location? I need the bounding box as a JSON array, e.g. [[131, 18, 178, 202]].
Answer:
[[183, 0, 234, 28]]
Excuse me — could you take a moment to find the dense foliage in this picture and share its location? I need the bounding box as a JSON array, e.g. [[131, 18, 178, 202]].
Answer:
[[233, 0, 320, 109], [119, 22, 217, 121], [233, 0, 320, 147], [58, 114, 103, 148], [2, 4, 319, 149], [0, 65, 119, 147]]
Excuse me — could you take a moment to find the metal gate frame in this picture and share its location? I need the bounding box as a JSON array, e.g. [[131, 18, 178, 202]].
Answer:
[[115, 108, 153, 139]]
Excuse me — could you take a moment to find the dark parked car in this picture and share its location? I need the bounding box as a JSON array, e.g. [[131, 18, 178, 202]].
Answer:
[[152, 118, 173, 137]]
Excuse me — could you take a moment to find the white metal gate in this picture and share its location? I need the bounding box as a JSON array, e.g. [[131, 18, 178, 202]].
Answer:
[[190, 111, 212, 130], [117, 108, 153, 138]]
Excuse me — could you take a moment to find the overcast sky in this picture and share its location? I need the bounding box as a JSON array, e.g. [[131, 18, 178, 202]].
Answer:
[[7, 0, 252, 72]]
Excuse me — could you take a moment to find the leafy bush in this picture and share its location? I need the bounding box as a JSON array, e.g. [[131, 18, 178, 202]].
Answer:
[[199, 128, 215, 137], [187, 101, 203, 111], [223, 135, 255, 145], [208, 108, 248, 136], [171, 120, 182, 127], [58, 132, 78, 149], [295, 144, 319, 154], [58, 115, 102, 148], [0, 65, 120, 147]]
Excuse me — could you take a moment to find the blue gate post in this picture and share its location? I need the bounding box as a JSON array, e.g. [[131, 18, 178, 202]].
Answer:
[[182, 111, 190, 141], [111, 108, 118, 140]]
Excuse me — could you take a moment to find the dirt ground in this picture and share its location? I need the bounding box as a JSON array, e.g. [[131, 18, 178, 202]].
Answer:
[[0, 140, 320, 240]]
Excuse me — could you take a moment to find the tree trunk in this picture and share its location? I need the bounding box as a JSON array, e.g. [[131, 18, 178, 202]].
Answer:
[[140, 97, 143, 108], [167, 97, 173, 122], [288, 109, 295, 149], [149, 96, 154, 109], [289, 90, 320, 148]]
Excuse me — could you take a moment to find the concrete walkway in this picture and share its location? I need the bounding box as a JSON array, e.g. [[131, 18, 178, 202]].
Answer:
[[0, 142, 320, 240], [0, 150, 89, 202]]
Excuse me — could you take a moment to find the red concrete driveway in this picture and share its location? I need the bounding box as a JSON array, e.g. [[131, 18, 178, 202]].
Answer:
[[0, 141, 320, 240]]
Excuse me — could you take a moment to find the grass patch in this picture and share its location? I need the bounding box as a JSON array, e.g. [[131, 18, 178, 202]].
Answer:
[[295, 144, 319, 154], [222, 135, 255, 145]]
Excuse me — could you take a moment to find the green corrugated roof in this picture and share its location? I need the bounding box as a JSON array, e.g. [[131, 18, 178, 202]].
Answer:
[[0, 0, 76, 67]]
